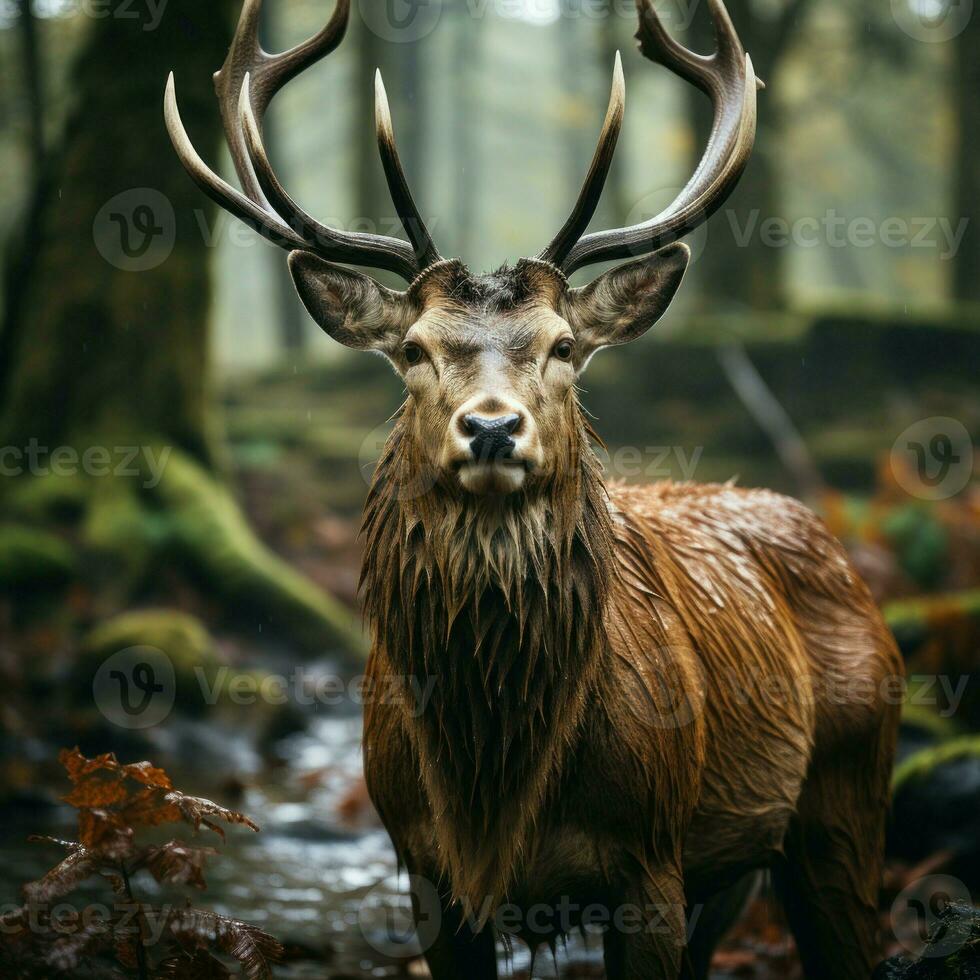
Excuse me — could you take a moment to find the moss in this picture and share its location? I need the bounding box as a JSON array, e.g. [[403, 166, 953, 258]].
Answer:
[[900, 702, 960, 741], [892, 735, 980, 794], [78, 609, 223, 717], [0, 473, 90, 525], [151, 449, 366, 661], [884, 589, 980, 656], [0, 524, 76, 590], [881, 505, 949, 591]]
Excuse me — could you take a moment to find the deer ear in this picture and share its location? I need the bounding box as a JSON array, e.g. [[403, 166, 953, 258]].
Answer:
[[560, 243, 690, 355], [288, 251, 415, 352]]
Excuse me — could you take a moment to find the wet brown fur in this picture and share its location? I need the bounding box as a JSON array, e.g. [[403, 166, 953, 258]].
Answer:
[[344, 261, 902, 980]]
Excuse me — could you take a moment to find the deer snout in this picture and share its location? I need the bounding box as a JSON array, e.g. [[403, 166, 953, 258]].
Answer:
[[461, 413, 521, 462], [447, 398, 541, 493]]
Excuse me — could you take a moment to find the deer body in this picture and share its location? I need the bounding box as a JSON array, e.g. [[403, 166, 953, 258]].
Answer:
[[362, 404, 900, 979], [168, 1, 901, 975]]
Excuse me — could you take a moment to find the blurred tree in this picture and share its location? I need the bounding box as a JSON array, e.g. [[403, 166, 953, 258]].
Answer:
[[451, 4, 481, 262], [0, 0, 363, 658], [354, 14, 392, 262], [259, 0, 309, 352], [13, 0, 43, 174], [953, 9, 979, 304], [685, 0, 814, 312], [0, 0, 233, 463]]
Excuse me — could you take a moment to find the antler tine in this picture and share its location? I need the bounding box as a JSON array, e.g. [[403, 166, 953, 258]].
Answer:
[[538, 53, 626, 270], [165, 0, 442, 282], [164, 73, 307, 251], [375, 71, 443, 271], [239, 74, 420, 279], [213, 0, 351, 203], [545, 0, 761, 276]]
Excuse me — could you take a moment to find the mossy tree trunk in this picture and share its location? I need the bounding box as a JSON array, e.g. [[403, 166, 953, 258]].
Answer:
[[0, 0, 237, 461], [684, 0, 813, 313], [952, 9, 980, 304], [0, 0, 365, 660]]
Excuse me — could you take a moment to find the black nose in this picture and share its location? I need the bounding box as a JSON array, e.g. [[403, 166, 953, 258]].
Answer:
[[463, 413, 521, 462]]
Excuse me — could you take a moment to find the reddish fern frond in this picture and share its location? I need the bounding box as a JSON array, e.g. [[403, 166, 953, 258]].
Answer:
[[165, 909, 282, 980], [139, 841, 218, 890], [21, 844, 97, 904]]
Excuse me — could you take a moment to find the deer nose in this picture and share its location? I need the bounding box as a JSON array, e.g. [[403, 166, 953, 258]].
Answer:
[[462, 413, 521, 462]]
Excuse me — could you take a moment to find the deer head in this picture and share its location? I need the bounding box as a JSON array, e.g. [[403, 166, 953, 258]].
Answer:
[[165, 0, 760, 498]]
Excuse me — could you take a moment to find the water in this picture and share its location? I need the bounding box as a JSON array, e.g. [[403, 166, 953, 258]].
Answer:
[[0, 713, 605, 978]]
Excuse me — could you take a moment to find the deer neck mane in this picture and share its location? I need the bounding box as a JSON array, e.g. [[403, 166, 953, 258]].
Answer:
[[360, 403, 614, 910]]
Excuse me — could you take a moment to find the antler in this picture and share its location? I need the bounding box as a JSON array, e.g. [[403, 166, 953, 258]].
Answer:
[[539, 0, 762, 276], [164, 0, 441, 281]]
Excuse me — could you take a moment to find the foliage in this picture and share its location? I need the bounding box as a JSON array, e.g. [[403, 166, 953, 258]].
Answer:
[[874, 903, 980, 979], [892, 735, 980, 794], [0, 748, 281, 980]]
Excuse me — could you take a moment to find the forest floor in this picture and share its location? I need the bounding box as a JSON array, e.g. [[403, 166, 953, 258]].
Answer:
[[1, 358, 978, 978]]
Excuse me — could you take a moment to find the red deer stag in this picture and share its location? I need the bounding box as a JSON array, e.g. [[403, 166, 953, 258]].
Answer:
[[166, 1, 902, 976]]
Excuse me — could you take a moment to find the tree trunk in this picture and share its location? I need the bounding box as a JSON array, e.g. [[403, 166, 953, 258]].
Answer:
[[683, 0, 807, 312], [0, 0, 236, 461], [0, 0, 365, 659], [14, 0, 44, 173], [953, 9, 980, 304], [259, 0, 309, 352]]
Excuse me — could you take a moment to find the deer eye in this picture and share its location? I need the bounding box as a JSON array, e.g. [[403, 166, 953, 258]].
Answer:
[[402, 342, 425, 365], [552, 339, 574, 361]]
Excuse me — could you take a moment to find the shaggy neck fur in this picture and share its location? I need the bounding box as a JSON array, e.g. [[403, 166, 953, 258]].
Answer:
[[360, 398, 614, 912]]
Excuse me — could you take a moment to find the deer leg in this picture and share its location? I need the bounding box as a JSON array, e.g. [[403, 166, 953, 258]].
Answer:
[[773, 737, 892, 980], [602, 865, 690, 980], [410, 879, 497, 980]]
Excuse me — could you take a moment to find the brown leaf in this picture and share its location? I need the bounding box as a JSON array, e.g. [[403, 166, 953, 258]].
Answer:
[[159, 948, 234, 979], [59, 747, 122, 783], [77, 809, 134, 861], [165, 908, 282, 980], [63, 776, 129, 809], [22, 846, 97, 904], [121, 759, 173, 790], [141, 841, 217, 890], [162, 792, 260, 838]]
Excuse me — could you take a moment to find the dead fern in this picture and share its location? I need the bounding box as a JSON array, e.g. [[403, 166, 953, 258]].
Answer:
[[0, 748, 282, 980]]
